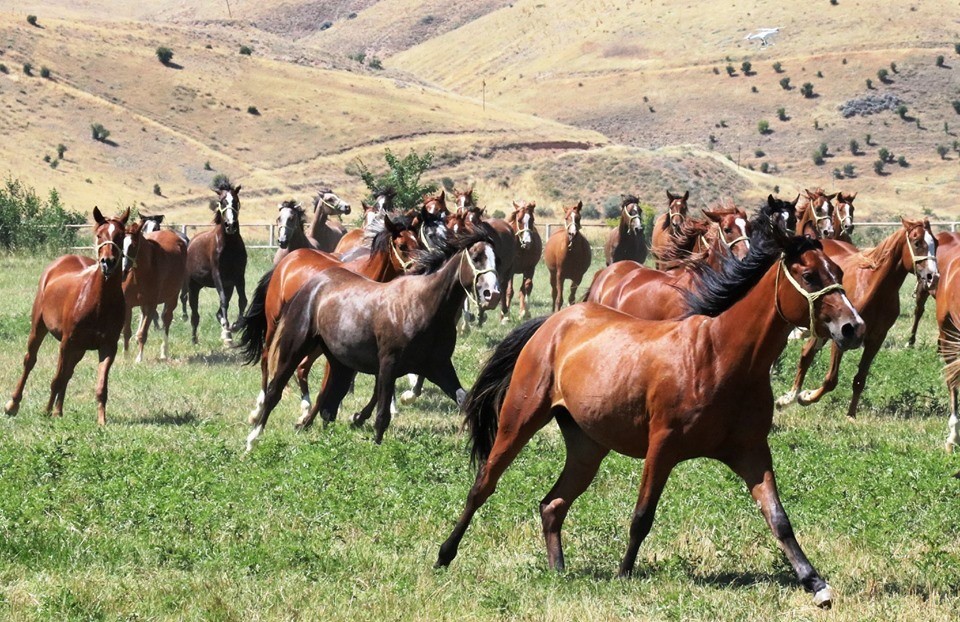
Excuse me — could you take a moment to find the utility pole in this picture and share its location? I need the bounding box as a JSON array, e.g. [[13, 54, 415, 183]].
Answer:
[[225, 0, 233, 18], [482, 79, 486, 111]]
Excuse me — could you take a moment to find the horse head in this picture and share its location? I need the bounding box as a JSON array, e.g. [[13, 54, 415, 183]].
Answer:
[[276, 199, 305, 249], [212, 184, 241, 235], [764, 194, 799, 235], [834, 192, 856, 237], [382, 215, 420, 273], [374, 186, 396, 213], [703, 205, 751, 260], [140, 214, 164, 234], [665, 190, 690, 233], [421, 191, 450, 222], [360, 201, 381, 228], [455, 186, 476, 213], [122, 220, 143, 275], [458, 229, 501, 310], [512, 200, 536, 249], [802, 188, 836, 239], [902, 218, 939, 292], [92, 206, 130, 278], [620, 194, 643, 235], [315, 188, 351, 217], [563, 201, 583, 246]]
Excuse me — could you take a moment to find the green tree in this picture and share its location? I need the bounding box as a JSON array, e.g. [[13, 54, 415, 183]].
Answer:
[[800, 82, 815, 98], [354, 149, 438, 212], [90, 123, 110, 142], [757, 119, 770, 134], [0, 179, 85, 251], [779, 77, 791, 89], [156, 46, 174, 65]]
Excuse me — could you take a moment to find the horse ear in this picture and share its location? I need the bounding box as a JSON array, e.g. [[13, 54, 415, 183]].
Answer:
[[119, 207, 130, 225], [156, 214, 165, 223], [512, 201, 521, 210], [767, 194, 777, 208], [827, 192, 838, 200], [234, 185, 242, 194], [803, 189, 814, 200], [438, 190, 445, 202], [93, 206, 106, 225], [848, 192, 857, 202], [575, 200, 583, 210], [666, 190, 675, 202], [682, 191, 689, 201], [702, 209, 721, 223], [383, 215, 400, 235], [791, 193, 801, 206], [529, 201, 536, 208]]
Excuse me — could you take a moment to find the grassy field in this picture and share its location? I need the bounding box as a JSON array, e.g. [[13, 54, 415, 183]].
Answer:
[[0, 240, 958, 621]]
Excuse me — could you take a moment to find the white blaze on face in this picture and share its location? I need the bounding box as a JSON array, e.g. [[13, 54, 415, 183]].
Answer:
[[476, 245, 500, 305], [458, 195, 467, 211], [521, 212, 532, 246], [734, 217, 749, 251], [122, 233, 135, 272], [364, 210, 378, 227], [222, 193, 236, 227], [277, 207, 293, 244], [922, 230, 938, 277], [566, 212, 578, 236]]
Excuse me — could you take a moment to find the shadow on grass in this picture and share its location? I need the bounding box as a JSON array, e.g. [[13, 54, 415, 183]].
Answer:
[[126, 410, 200, 426], [692, 568, 798, 589], [186, 350, 241, 365]]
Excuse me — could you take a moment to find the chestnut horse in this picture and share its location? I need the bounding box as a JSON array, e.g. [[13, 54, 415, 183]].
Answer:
[[650, 190, 689, 269], [795, 188, 837, 239], [934, 235, 960, 450], [240, 216, 420, 428], [435, 212, 864, 608], [245, 225, 501, 449], [832, 192, 856, 243], [140, 214, 190, 321], [777, 219, 940, 417], [502, 201, 543, 320], [121, 220, 188, 362], [604, 195, 647, 265], [5, 208, 130, 424], [186, 183, 247, 345], [307, 188, 352, 252], [544, 201, 591, 312], [908, 232, 960, 346]]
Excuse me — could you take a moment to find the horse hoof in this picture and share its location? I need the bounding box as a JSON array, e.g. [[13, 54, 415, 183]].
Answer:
[[351, 412, 365, 427], [813, 585, 834, 609], [797, 390, 818, 406], [400, 390, 417, 405], [775, 393, 795, 409], [4, 400, 18, 416], [945, 441, 955, 453], [500, 316, 510, 325]]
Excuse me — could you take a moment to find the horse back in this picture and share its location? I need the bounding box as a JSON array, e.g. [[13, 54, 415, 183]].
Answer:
[[333, 229, 364, 255], [585, 261, 643, 305]]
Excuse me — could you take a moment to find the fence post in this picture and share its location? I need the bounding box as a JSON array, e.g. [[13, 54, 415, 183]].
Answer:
[[269, 224, 275, 247]]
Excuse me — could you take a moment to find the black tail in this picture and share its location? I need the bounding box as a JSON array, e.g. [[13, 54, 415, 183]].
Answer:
[[464, 316, 548, 466], [236, 267, 275, 365]]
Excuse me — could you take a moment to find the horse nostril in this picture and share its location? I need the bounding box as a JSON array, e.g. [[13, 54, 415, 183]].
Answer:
[[841, 323, 858, 340], [483, 290, 493, 301]]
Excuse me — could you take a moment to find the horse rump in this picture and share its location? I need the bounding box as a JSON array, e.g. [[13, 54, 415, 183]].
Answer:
[[236, 267, 275, 365]]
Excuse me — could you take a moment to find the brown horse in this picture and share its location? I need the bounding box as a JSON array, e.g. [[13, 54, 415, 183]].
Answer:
[[5, 208, 130, 424], [121, 220, 188, 362], [333, 202, 381, 256], [412, 191, 451, 252], [545, 201, 591, 312], [307, 188, 352, 252], [186, 183, 247, 345], [908, 232, 960, 346], [273, 200, 312, 265], [240, 216, 420, 428], [650, 190, 689, 269], [934, 235, 960, 450], [777, 219, 940, 417], [832, 192, 856, 243], [139, 214, 191, 321], [604, 195, 647, 265], [795, 188, 837, 239], [244, 225, 502, 449], [435, 212, 865, 608], [503, 201, 542, 320]]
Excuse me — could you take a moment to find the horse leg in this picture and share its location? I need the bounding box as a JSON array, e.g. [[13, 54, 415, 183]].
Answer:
[[549, 268, 560, 313], [499, 273, 511, 324], [540, 412, 609, 571], [6, 321, 48, 415], [844, 336, 884, 419], [372, 357, 399, 443], [907, 282, 929, 347], [298, 360, 355, 429], [295, 348, 324, 421], [231, 275, 248, 332], [521, 268, 536, 319], [188, 282, 201, 345], [776, 337, 825, 408], [217, 280, 235, 345], [135, 305, 153, 363], [617, 431, 678, 577], [946, 383, 959, 453], [567, 275, 583, 308], [47, 344, 85, 418], [724, 443, 834, 608], [121, 304, 133, 355], [180, 278, 189, 320], [247, 335, 318, 451], [459, 298, 473, 335], [159, 301, 175, 361], [352, 374, 380, 427], [797, 342, 845, 406], [94, 342, 117, 425], [424, 357, 466, 406]]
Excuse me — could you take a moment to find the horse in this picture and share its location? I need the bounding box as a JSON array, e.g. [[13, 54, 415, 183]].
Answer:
[[907, 232, 960, 346], [934, 235, 960, 450], [140, 214, 191, 321], [306, 188, 351, 252], [434, 211, 865, 609], [795, 188, 837, 239], [503, 200, 543, 320], [604, 195, 647, 265], [185, 183, 247, 345], [832, 192, 856, 243], [650, 190, 689, 269], [334, 202, 382, 255], [412, 191, 451, 252], [273, 200, 313, 265], [240, 215, 421, 428], [244, 224, 502, 449], [121, 220, 188, 362], [776, 219, 940, 418], [5, 208, 130, 425], [545, 201, 592, 312]]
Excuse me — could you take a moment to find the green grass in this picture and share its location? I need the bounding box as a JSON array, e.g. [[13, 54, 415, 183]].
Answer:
[[0, 248, 958, 621]]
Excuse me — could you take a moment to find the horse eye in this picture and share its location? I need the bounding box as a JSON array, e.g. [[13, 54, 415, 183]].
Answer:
[[724, 227, 731, 233], [802, 273, 815, 284]]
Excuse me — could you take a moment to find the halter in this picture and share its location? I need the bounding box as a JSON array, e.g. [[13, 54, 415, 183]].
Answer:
[[622, 205, 643, 234], [774, 257, 845, 335], [808, 199, 833, 237], [419, 224, 437, 252], [216, 203, 238, 224], [316, 194, 346, 214], [835, 203, 854, 237], [905, 229, 936, 277], [717, 224, 749, 252], [564, 212, 580, 249], [668, 205, 685, 231], [277, 206, 303, 241], [391, 239, 414, 272], [460, 247, 498, 309]]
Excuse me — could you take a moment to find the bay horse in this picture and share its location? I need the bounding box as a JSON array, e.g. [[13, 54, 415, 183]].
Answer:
[[273, 200, 311, 265], [933, 235, 960, 450], [908, 232, 960, 346], [245, 224, 501, 449], [503, 200, 542, 320], [650, 190, 689, 269], [776, 219, 940, 417], [544, 201, 591, 312], [604, 195, 647, 265], [306, 188, 351, 252], [185, 183, 247, 345], [5, 208, 130, 424], [412, 191, 451, 252], [434, 212, 865, 609], [240, 215, 420, 428], [795, 188, 837, 239], [140, 214, 191, 321], [121, 220, 188, 362], [832, 192, 856, 243]]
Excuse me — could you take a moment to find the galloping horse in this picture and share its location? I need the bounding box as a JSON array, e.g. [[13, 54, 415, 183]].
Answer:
[[504, 200, 542, 320], [306, 188, 351, 252], [933, 234, 960, 450], [240, 216, 420, 428], [777, 219, 940, 417], [273, 200, 315, 264], [908, 232, 960, 346], [435, 212, 864, 609], [5, 208, 130, 424], [121, 220, 188, 362], [795, 188, 837, 239], [832, 192, 856, 243], [245, 225, 501, 449], [544, 201, 591, 312], [650, 190, 689, 269], [604, 195, 647, 265], [186, 183, 247, 345]]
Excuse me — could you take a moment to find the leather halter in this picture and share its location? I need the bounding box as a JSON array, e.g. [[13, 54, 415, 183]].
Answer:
[[808, 198, 833, 237], [835, 203, 854, 238], [774, 257, 845, 335], [668, 202, 685, 231], [460, 246, 497, 308]]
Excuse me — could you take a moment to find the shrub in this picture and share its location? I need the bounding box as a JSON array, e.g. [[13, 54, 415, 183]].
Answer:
[[777, 107, 787, 121], [582, 204, 601, 220], [43, 155, 51, 163], [39, 66, 50, 79], [772, 61, 783, 73], [937, 55, 945, 67], [760, 162, 770, 173], [751, 86, 758, 93], [492, 209, 505, 219], [816, 70, 823, 78], [843, 163, 856, 177], [56, 144, 66, 159], [22, 62, 32, 76], [0, 179, 85, 251], [239, 45, 253, 56], [779, 77, 790, 89], [849, 139, 859, 154], [0, 64, 6, 74], [754, 148, 765, 157], [49, 159, 58, 169], [27, 15, 38, 26], [725, 65, 736, 76], [440, 177, 455, 191], [349, 51, 366, 63], [818, 143, 829, 157], [712, 67, 719, 75], [898, 155, 908, 167], [937, 145, 949, 159], [741, 61, 752, 75], [757, 119, 770, 134], [247, 105, 260, 115], [873, 160, 885, 174], [832, 168, 843, 180], [153, 183, 162, 196], [813, 119, 820, 130], [800, 82, 815, 98], [90, 123, 110, 142], [866, 78, 873, 89], [953, 101, 960, 114], [211, 174, 232, 191], [368, 57, 383, 70], [156, 46, 174, 65], [830, 0, 837, 5], [896, 104, 908, 119], [878, 147, 890, 162], [602, 197, 622, 219], [535, 206, 554, 218], [865, 133, 873, 145], [812, 152, 824, 165], [956, 43, 960, 55], [877, 68, 889, 83], [204, 161, 212, 171], [354, 148, 437, 212]]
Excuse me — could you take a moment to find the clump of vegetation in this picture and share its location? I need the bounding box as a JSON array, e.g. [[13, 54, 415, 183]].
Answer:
[[937, 145, 950, 159], [56, 144, 66, 159], [239, 45, 253, 56], [39, 66, 50, 79], [779, 77, 791, 90], [0, 179, 85, 251], [953, 101, 960, 114], [153, 184, 162, 196], [760, 162, 770, 173], [26, 15, 38, 26], [897, 155, 908, 167], [22, 62, 32, 76], [772, 61, 783, 73], [877, 68, 890, 83], [712, 67, 719, 75], [0, 64, 7, 74], [896, 104, 909, 119], [741, 61, 752, 75], [353, 148, 437, 212], [936, 55, 945, 67], [754, 148, 765, 157], [247, 106, 260, 115], [42, 155, 51, 163], [956, 43, 960, 55], [843, 163, 856, 177], [776, 107, 787, 121], [725, 65, 736, 76], [757, 119, 771, 135], [878, 147, 891, 162], [849, 139, 860, 155], [204, 161, 213, 171], [890, 62, 898, 73], [816, 70, 823, 78], [865, 133, 873, 145], [49, 159, 58, 170], [156, 46, 174, 66], [873, 159, 885, 174], [368, 57, 383, 70], [812, 151, 825, 165], [349, 51, 366, 64], [90, 123, 111, 142], [800, 82, 815, 98]]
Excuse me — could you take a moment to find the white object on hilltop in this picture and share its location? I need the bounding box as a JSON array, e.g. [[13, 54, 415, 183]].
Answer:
[[745, 27, 781, 47]]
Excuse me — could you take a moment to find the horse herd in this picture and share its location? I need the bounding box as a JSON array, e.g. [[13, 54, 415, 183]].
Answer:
[[4, 180, 960, 609]]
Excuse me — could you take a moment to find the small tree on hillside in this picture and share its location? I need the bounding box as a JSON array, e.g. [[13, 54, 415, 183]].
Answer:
[[779, 77, 791, 90], [156, 46, 174, 66], [90, 123, 111, 142], [26, 15, 38, 26], [800, 82, 815, 98], [354, 148, 437, 212]]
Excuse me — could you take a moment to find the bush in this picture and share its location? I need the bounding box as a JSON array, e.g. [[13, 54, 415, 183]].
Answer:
[[865, 133, 873, 145], [878, 147, 890, 162], [754, 148, 765, 157], [849, 139, 859, 154], [937, 55, 945, 67], [757, 119, 770, 134], [776, 107, 787, 121], [239, 45, 253, 56], [204, 161, 212, 171], [56, 144, 66, 159], [772, 61, 783, 73], [153, 183, 162, 196], [0, 64, 6, 74], [877, 68, 889, 83], [49, 159, 58, 169], [843, 163, 856, 177], [760, 162, 770, 173], [22, 62, 32, 76], [890, 62, 898, 73], [953, 101, 960, 114], [832, 168, 843, 180], [247, 105, 260, 115], [602, 197, 621, 219], [90, 123, 110, 142], [349, 52, 366, 64], [956, 43, 960, 55], [0, 179, 85, 251], [873, 160, 885, 174], [712, 67, 719, 75], [725, 65, 736, 76], [896, 104, 908, 119], [779, 77, 790, 89], [741, 61, 752, 75], [581, 204, 600, 219], [27, 15, 38, 26], [898, 155, 908, 167], [211, 174, 232, 191], [440, 177, 455, 192], [43, 155, 51, 163], [368, 57, 383, 70], [937, 145, 949, 159], [39, 66, 50, 79], [156, 47, 174, 65], [354, 148, 437, 212], [817, 143, 829, 157], [535, 206, 554, 218], [800, 82, 815, 98], [812, 152, 824, 165]]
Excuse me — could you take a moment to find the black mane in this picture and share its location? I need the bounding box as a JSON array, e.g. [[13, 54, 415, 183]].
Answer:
[[409, 222, 495, 275], [621, 194, 639, 207], [367, 214, 413, 255]]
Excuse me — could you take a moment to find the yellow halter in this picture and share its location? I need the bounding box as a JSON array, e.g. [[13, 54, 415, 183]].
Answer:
[[774, 257, 845, 335]]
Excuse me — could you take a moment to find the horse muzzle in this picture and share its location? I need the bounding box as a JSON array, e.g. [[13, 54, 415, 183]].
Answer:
[[338, 203, 352, 215], [100, 257, 119, 278]]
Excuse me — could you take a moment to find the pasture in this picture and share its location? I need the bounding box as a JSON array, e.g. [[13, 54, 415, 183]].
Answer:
[[0, 242, 958, 621]]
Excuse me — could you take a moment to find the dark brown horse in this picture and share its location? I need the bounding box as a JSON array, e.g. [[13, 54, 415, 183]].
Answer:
[[244, 225, 501, 449], [934, 235, 960, 450], [435, 211, 864, 608], [832, 192, 856, 243], [240, 216, 420, 429], [186, 183, 247, 345], [908, 232, 960, 346], [795, 188, 837, 239], [412, 191, 451, 252], [5, 208, 130, 424], [650, 190, 689, 269], [604, 195, 647, 265], [544, 201, 591, 312], [122, 220, 188, 362], [307, 188, 352, 252], [777, 219, 940, 417]]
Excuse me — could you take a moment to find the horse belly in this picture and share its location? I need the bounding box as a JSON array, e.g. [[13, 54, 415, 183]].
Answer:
[[317, 310, 380, 374]]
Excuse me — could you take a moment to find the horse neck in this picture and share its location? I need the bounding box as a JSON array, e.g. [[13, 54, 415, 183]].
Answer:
[[310, 209, 328, 238], [855, 229, 912, 296], [618, 215, 631, 237], [411, 252, 469, 318], [289, 222, 309, 248], [357, 246, 401, 282]]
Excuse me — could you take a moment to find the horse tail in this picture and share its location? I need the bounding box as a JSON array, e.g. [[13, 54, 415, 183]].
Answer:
[[464, 316, 547, 466], [236, 267, 275, 365], [942, 320, 960, 391], [265, 282, 319, 381]]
